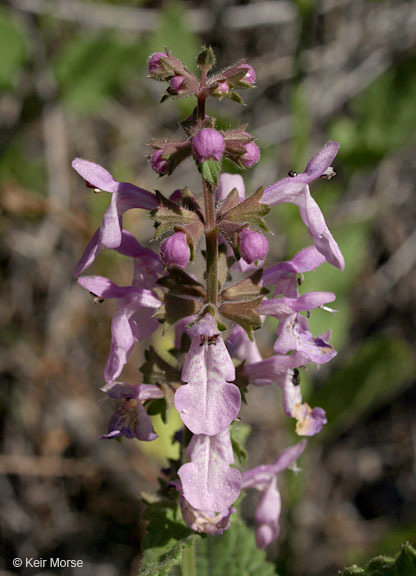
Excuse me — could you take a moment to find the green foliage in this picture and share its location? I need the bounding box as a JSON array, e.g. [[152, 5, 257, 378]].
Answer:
[[342, 543, 416, 576], [331, 57, 416, 168], [0, 7, 27, 90], [313, 338, 416, 438], [195, 517, 278, 576], [53, 32, 147, 113], [139, 503, 200, 576], [230, 421, 251, 468], [200, 159, 222, 187]]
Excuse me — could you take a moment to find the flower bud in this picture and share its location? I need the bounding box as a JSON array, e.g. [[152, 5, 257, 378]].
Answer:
[[160, 232, 190, 268], [150, 149, 169, 175], [211, 81, 230, 98], [148, 52, 168, 76], [241, 141, 260, 168], [238, 64, 256, 86], [169, 75, 186, 95], [238, 229, 269, 264], [192, 128, 225, 163]]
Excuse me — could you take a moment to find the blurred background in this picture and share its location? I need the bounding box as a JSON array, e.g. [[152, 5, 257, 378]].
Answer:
[[0, 0, 415, 574]]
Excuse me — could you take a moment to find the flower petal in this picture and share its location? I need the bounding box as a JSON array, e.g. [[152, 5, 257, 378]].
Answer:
[[178, 429, 242, 511], [72, 158, 119, 193]]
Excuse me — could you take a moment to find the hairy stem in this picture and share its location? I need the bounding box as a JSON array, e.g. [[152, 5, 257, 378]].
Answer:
[[181, 539, 196, 576], [203, 179, 218, 305]]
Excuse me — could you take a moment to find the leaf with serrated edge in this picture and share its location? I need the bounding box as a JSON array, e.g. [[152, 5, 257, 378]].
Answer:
[[220, 296, 264, 338], [219, 187, 270, 232], [200, 158, 221, 187], [150, 191, 200, 239], [220, 269, 268, 303], [157, 266, 206, 298], [138, 503, 200, 576]]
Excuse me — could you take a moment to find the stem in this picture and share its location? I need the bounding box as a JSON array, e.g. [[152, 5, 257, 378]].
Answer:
[[197, 67, 207, 127], [203, 178, 218, 305], [181, 539, 196, 576]]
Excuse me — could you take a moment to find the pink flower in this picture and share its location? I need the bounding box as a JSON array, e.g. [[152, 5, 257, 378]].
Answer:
[[192, 128, 225, 163], [262, 141, 344, 270], [238, 229, 269, 264], [160, 231, 190, 268]]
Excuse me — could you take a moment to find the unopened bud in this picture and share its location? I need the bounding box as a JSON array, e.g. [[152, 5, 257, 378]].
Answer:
[[238, 229, 268, 264], [169, 75, 186, 95], [150, 149, 169, 175], [241, 141, 260, 168], [160, 232, 190, 269], [211, 81, 230, 98], [192, 128, 225, 163], [148, 52, 168, 76], [238, 64, 256, 86]]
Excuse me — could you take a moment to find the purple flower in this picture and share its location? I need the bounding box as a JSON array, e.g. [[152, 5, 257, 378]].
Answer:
[[174, 315, 241, 436], [227, 324, 262, 365], [192, 128, 225, 163], [160, 231, 190, 269], [148, 51, 168, 75], [216, 173, 245, 202], [259, 292, 337, 365], [101, 381, 163, 441], [238, 229, 269, 264], [262, 245, 326, 298], [261, 141, 344, 270], [238, 64, 256, 86], [242, 441, 306, 548], [78, 232, 162, 383], [179, 494, 234, 535], [212, 81, 230, 97], [178, 428, 242, 512], [241, 140, 260, 168], [245, 355, 327, 436], [150, 149, 169, 176], [169, 75, 186, 95], [72, 158, 157, 276]]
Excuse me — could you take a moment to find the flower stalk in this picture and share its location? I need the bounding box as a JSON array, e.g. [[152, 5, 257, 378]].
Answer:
[[72, 45, 345, 552]]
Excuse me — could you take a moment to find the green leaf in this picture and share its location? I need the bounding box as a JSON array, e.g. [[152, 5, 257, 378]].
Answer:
[[0, 7, 27, 90], [342, 543, 416, 576], [195, 517, 278, 576], [200, 159, 222, 187], [230, 422, 251, 467], [54, 32, 147, 113], [139, 503, 200, 576], [151, 191, 201, 239], [219, 186, 271, 232]]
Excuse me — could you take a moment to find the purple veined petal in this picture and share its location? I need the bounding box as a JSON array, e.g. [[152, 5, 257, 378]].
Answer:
[[258, 291, 336, 317], [216, 173, 246, 201], [244, 353, 306, 387], [304, 140, 339, 180], [116, 230, 162, 267], [178, 429, 242, 512], [100, 193, 122, 249], [273, 313, 337, 364], [262, 245, 327, 294], [74, 228, 103, 278], [116, 183, 158, 211], [226, 324, 262, 364], [104, 340, 132, 384], [77, 275, 133, 299], [242, 440, 307, 489], [254, 477, 281, 549], [137, 383, 164, 402], [72, 158, 119, 193], [261, 179, 308, 206], [130, 310, 159, 342], [175, 318, 240, 435]]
